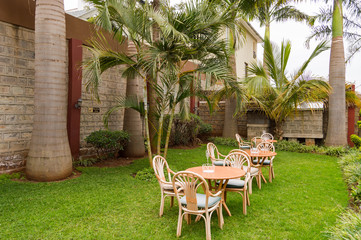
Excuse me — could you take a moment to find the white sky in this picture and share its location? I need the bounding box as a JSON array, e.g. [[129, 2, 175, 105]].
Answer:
[[64, 0, 361, 90]]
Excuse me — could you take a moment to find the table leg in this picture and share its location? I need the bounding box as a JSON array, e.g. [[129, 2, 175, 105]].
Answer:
[[219, 179, 232, 216]]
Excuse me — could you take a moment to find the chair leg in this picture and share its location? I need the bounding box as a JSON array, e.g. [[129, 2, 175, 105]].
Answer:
[[272, 165, 275, 179], [205, 213, 211, 240], [170, 196, 174, 207], [247, 191, 250, 206], [159, 192, 165, 217], [177, 210, 183, 237], [257, 173, 262, 189], [219, 203, 224, 228], [269, 167, 272, 183], [248, 177, 253, 194], [243, 191, 247, 215]]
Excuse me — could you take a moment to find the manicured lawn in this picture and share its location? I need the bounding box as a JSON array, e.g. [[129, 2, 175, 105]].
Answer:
[[0, 145, 348, 239]]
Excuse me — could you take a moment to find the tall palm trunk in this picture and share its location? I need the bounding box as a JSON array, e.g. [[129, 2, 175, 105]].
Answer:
[[222, 96, 239, 138], [148, 0, 160, 153], [26, 0, 72, 181], [263, 22, 270, 70], [325, 0, 347, 146], [123, 41, 145, 157]]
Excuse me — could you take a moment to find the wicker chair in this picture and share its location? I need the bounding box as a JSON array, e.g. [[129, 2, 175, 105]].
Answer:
[[173, 171, 223, 240], [153, 155, 179, 217], [255, 142, 276, 184], [228, 149, 259, 194], [223, 152, 251, 215], [251, 137, 263, 148], [206, 142, 228, 166], [261, 133, 274, 141], [235, 134, 252, 150]]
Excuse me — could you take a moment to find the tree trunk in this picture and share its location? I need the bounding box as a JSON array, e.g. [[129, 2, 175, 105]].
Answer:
[[26, 0, 72, 181], [325, 0, 347, 146], [222, 96, 238, 138], [148, 0, 160, 153], [274, 121, 284, 140], [122, 42, 146, 157]]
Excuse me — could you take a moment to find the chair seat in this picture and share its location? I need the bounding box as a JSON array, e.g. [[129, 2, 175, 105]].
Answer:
[[240, 145, 251, 150], [213, 160, 230, 166], [225, 179, 245, 188], [217, 179, 245, 189], [180, 193, 221, 208], [243, 166, 259, 174], [253, 159, 271, 165], [163, 183, 175, 190]]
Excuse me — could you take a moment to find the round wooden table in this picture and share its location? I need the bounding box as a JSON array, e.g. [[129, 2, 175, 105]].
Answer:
[[186, 166, 245, 216], [243, 149, 277, 186]]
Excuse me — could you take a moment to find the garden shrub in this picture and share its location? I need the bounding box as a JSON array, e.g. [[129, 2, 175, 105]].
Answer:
[[163, 113, 211, 146], [190, 114, 212, 138], [327, 209, 361, 239], [208, 137, 238, 147], [85, 130, 129, 159], [74, 158, 98, 167], [0, 172, 22, 182], [350, 134, 361, 149]]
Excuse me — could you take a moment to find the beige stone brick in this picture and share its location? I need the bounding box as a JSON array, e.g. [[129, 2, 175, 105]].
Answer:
[[10, 86, 24, 95], [3, 133, 19, 141], [0, 142, 9, 153]]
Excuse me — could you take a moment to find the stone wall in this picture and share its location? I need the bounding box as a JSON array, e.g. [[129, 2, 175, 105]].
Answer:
[[0, 20, 127, 170], [198, 101, 247, 137], [79, 49, 126, 150], [283, 110, 323, 139], [0, 21, 34, 171]]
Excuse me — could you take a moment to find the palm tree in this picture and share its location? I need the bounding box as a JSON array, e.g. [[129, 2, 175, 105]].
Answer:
[[26, 0, 73, 181], [84, 0, 239, 161], [246, 0, 312, 63], [245, 38, 331, 139], [308, 0, 360, 145], [122, 41, 145, 157]]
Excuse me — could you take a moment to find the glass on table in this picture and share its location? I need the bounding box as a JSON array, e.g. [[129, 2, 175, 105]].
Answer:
[[202, 163, 215, 173], [250, 148, 259, 154]]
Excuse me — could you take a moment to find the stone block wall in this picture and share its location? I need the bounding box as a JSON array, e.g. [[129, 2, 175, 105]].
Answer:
[[198, 101, 247, 137], [0, 20, 127, 170], [79, 48, 126, 150], [283, 110, 323, 139], [0, 21, 34, 170]]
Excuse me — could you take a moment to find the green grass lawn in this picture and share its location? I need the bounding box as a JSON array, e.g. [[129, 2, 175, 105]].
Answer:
[[0, 145, 348, 239]]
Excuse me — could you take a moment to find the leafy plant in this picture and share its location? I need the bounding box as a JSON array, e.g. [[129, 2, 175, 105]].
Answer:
[[191, 114, 212, 137], [74, 158, 98, 167], [208, 137, 238, 148], [351, 134, 361, 148], [0, 172, 22, 182], [327, 209, 361, 239], [85, 130, 129, 160], [351, 182, 361, 205]]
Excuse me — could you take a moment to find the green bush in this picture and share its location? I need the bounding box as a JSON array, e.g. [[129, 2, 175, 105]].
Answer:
[[350, 134, 361, 148], [74, 158, 98, 167], [190, 114, 212, 137], [208, 137, 238, 147], [85, 130, 129, 159], [0, 172, 23, 182], [327, 209, 361, 239], [162, 113, 211, 146]]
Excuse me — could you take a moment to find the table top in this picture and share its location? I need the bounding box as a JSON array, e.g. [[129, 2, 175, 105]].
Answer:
[[244, 149, 277, 157], [186, 166, 245, 180], [255, 139, 277, 143]]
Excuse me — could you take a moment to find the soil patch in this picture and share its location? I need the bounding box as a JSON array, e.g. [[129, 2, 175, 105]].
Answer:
[[93, 156, 143, 168], [169, 144, 201, 150], [11, 169, 82, 183]]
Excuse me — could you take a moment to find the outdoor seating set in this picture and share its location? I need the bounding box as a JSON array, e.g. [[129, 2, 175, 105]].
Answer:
[[152, 133, 277, 240]]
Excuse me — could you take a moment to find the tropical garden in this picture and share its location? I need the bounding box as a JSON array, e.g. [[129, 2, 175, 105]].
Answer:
[[1, 0, 361, 239]]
